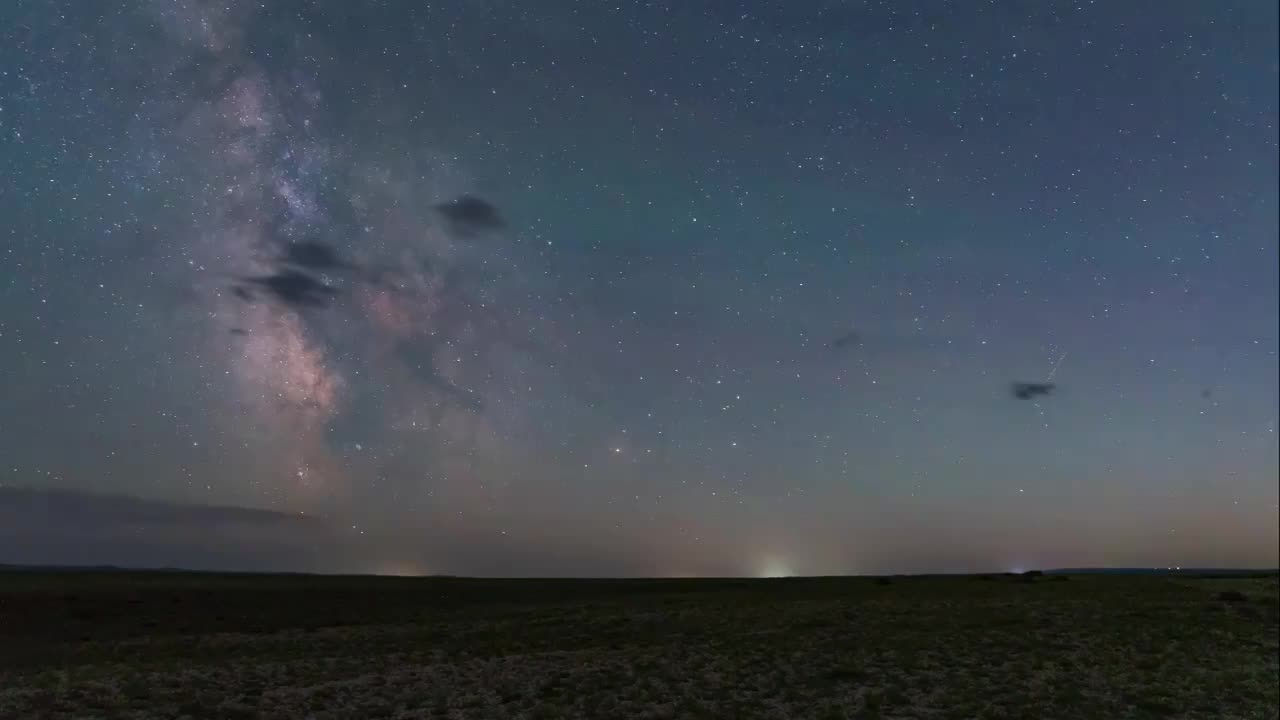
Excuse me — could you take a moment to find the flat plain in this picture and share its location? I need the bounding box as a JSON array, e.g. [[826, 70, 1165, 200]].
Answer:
[[0, 570, 1276, 719]]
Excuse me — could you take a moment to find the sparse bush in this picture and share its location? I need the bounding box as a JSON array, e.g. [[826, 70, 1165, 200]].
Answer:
[[875, 577, 892, 586], [1216, 590, 1247, 603]]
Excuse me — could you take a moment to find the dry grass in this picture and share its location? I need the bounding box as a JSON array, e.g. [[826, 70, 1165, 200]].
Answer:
[[0, 571, 1276, 719]]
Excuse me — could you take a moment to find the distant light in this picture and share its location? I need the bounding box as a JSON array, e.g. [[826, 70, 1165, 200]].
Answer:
[[757, 557, 792, 578], [374, 561, 426, 577]]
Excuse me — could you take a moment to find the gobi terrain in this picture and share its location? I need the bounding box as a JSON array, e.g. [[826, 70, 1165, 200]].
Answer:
[[1, 571, 1276, 719]]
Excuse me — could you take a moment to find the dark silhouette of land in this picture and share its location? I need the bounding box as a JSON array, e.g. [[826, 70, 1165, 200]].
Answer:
[[0, 568, 1274, 718]]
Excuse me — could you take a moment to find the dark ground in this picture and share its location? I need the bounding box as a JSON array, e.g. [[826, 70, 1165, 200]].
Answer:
[[1, 570, 1276, 719]]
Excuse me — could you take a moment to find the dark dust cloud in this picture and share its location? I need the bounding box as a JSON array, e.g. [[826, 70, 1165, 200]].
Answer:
[[0, 1, 1276, 576]]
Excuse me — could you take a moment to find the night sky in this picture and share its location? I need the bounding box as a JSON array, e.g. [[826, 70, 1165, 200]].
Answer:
[[1, 1, 1276, 577]]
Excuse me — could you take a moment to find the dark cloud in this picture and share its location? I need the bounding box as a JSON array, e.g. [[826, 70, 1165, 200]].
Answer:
[[1011, 382, 1055, 400], [0, 487, 360, 574], [280, 240, 352, 271], [238, 269, 338, 308], [229, 239, 352, 310], [434, 195, 504, 235], [0, 487, 301, 527], [0, 488, 735, 578], [828, 330, 861, 350]]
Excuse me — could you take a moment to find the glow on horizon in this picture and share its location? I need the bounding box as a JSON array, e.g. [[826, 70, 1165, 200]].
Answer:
[[372, 560, 429, 577], [756, 556, 794, 578]]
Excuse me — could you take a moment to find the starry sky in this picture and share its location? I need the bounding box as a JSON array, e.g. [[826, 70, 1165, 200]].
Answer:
[[1, 1, 1276, 577]]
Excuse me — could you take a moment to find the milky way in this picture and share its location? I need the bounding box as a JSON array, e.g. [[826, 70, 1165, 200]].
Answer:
[[136, 1, 564, 518]]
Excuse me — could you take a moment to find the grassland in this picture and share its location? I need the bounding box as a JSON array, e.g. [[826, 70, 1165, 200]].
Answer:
[[0, 570, 1275, 719]]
